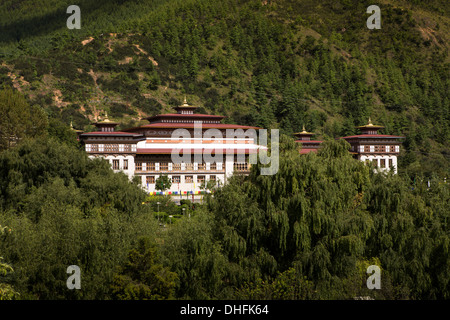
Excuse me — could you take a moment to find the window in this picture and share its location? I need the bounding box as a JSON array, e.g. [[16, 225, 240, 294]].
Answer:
[[112, 160, 119, 170], [146, 162, 155, 171], [380, 159, 386, 168], [172, 162, 182, 171], [185, 163, 193, 171], [123, 159, 128, 170], [136, 162, 142, 171], [234, 163, 249, 171], [160, 162, 168, 171], [124, 144, 131, 152], [198, 163, 206, 171], [185, 175, 193, 183], [375, 145, 385, 153], [91, 144, 99, 152], [197, 175, 205, 183], [210, 175, 216, 181], [146, 176, 155, 184], [210, 163, 217, 170], [172, 176, 181, 183], [105, 144, 119, 152], [389, 159, 393, 168]]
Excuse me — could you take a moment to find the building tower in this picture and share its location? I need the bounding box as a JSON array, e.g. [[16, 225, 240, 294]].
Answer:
[[79, 112, 145, 180], [70, 120, 84, 141], [340, 118, 404, 173], [293, 125, 322, 154]]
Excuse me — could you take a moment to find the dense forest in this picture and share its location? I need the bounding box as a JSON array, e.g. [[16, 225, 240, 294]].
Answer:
[[0, 0, 449, 300], [0, 110, 448, 299]]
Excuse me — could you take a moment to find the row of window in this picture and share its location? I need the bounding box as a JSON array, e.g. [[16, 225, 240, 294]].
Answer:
[[136, 162, 250, 172], [160, 119, 220, 124], [87, 144, 134, 152], [112, 159, 128, 170], [354, 145, 400, 153], [135, 162, 223, 172], [145, 175, 216, 184], [233, 163, 250, 171], [100, 127, 115, 132], [366, 158, 394, 168], [110, 160, 250, 172]]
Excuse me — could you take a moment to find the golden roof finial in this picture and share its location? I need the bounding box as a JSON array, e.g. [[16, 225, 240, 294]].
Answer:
[[302, 125, 307, 133], [183, 96, 188, 106], [103, 111, 110, 122], [368, 117, 373, 126]]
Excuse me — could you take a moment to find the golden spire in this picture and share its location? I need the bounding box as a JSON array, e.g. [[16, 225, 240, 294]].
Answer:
[[367, 117, 373, 126], [302, 125, 307, 133], [183, 96, 188, 106], [103, 111, 110, 122]]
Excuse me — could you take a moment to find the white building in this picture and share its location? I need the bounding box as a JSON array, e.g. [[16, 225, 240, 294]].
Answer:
[[79, 99, 265, 199], [340, 118, 404, 174], [294, 119, 404, 174]]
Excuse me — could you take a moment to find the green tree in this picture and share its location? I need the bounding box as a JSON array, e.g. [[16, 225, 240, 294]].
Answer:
[[155, 174, 172, 192], [0, 137, 158, 299], [204, 135, 449, 299], [0, 257, 19, 300], [161, 211, 229, 299], [0, 225, 19, 300], [111, 237, 178, 300], [200, 179, 217, 193], [0, 87, 48, 150]]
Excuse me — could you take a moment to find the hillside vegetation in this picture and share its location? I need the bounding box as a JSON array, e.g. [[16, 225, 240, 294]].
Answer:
[[0, 0, 448, 178]]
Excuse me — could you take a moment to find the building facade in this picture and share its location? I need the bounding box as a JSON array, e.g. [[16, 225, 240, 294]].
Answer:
[[79, 99, 265, 197], [79, 102, 404, 200], [295, 119, 404, 173], [293, 126, 323, 154], [340, 118, 404, 174]]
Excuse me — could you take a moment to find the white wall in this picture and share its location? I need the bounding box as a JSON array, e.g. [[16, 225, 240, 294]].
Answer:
[[142, 173, 226, 194], [89, 154, 136, 180], [359, 155, 398, 174]]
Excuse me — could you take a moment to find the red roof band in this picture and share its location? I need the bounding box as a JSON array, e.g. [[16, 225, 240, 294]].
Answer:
[[339, 134, 405, 139], [136, 148, 262, 154]]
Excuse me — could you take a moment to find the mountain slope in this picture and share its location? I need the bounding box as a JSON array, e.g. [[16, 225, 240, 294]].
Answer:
[[0, 0, 448, 178]]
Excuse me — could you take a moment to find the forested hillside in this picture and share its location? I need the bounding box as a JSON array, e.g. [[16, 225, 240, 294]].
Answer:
[[0, 0, 448, 178]]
